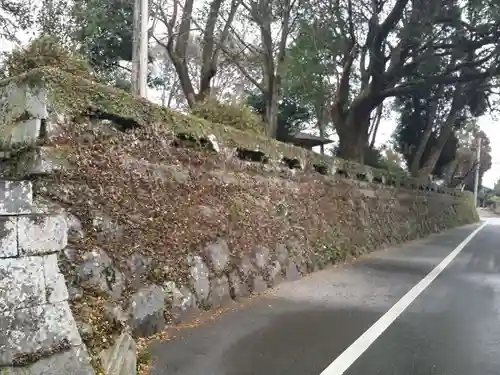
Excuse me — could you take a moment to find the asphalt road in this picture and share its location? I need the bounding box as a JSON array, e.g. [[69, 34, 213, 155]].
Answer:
[[149, 216, 500, 375]]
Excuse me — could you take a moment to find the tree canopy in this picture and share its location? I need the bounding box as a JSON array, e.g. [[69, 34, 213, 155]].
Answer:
[[2, 0, 499, 185]]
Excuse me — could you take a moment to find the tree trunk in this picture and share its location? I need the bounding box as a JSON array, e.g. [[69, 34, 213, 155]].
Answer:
[[337, 115, 369, 162], [318, 119, 325, 155], [263, 77, 280, 138], [416, 124, 454, 178], [409, 87, 443, 176], [196, 72, 215, 103], [265, 87, 279, 138], [173, 61, 197, 108], [409, 121, 434, 176], [368, 104, 383, 148], [333, 95, 376, 163], [316, 104, 328, 155], [442, 158, 458, 187], [337, 130, 368, 162], [416, 87, 465, 178]]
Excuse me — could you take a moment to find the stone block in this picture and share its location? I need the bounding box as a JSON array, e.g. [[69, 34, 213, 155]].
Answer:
[[284, 262, 301, 282], [267, 261, 285, 287], [207, 134, 220, 153], [237, 255, 258, 287], [9, 118, 42, 146], [0, 181, 33, 215], [0, 83, 48, 127], [0, 301, 82, 366], [99, 331, 136, 375], [44, 254, 69, 304], [16, 146, 70, 177], [1, 345, 95, 375], [251, 246, 270, 271], [251, 276, 268, 294], [77, 249, 124, 300], [0, 256, 45, 312], [0, 216, 17, 257], [275, 244, 289, 267], [18, 214, 68, 255], [0, 255, 68, 312]]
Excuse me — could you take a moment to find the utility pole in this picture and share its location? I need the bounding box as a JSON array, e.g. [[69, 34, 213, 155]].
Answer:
[[473, 136, 482, 207], [131, 0, 148, 97]]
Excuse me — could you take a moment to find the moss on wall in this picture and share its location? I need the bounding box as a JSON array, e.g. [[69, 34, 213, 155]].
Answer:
[[0, 68, 471, 193]]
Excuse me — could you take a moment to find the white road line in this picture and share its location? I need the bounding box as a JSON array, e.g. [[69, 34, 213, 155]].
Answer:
[[319, 222, 488, 375]]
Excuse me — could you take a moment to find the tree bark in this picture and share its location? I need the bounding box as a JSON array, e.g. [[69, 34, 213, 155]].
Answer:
[[408, 87, 444, 176], [332, 91, 380, 162], [337, 127, 368, 162], [336, 112, 370, 162], [264, 84, 280, 138], [197, 0, 240, 103], [318, 119, 325, 155], [316, 104, 329, 155], [409, 121, 433, 176], [442, 158, 459, 186], [368, 103, 383, 148]]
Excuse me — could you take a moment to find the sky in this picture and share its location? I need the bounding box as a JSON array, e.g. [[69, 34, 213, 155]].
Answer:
[[2, 25, 498, 188]]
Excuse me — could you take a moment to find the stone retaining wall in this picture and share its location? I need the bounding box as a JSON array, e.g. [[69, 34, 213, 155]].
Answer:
[[0, 70, 480, 374], [0, 180, 95, 375]]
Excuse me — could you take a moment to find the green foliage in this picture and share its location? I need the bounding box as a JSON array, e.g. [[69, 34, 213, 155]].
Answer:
[[493, 178, 500, 193], [246, 92, 312, 141], [281, 18, 339, 139], [37, 0, 71, 41], [284, 20, 338, 107], [391, 1, 494, 177], [364, 147, 407, 174], [191, 99, 266, 135], [2, 35, 93, 78], [71, 0, 134, 75]]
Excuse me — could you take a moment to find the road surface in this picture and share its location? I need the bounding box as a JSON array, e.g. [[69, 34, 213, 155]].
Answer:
[[149, 216, 500, 375]]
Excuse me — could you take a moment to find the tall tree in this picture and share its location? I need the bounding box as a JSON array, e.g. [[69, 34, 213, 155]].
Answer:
[[325, 0, 500, 163], [450, 130, 492, 191], [222, 0, 302, 138], [283, 18, 339, 152], [71, 0, 139, 80], [151, 0, 240, 108]]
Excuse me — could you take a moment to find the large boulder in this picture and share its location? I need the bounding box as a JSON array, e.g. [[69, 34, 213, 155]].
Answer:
[[202, 239, 231, 275], [99, 332, 136, 375], [209, 276, 231, 308], [188, 255, 211, 307], [164, 281, 199, 323], [76, 249, 124, 300], [127, 285, 166, 338]]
